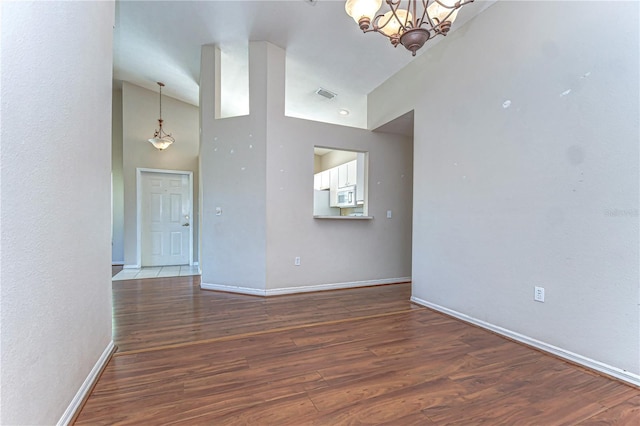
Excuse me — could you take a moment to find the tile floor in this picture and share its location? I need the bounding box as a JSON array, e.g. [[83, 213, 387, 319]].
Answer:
[[112, 265, 200, 281]]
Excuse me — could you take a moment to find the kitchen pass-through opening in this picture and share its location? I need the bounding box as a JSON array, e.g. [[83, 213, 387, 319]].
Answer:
[[313, 147, 368, 218]]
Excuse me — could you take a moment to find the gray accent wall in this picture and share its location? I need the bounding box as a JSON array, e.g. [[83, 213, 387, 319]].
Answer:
[[370, 1, 640, 376]]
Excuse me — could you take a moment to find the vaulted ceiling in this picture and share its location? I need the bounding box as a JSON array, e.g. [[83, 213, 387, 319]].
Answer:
[[114, 0, 495, 130]]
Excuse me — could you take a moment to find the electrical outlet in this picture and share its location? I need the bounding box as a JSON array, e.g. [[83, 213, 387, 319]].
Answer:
[[534, 286, 545, 302], [294, 256, 301, 266]]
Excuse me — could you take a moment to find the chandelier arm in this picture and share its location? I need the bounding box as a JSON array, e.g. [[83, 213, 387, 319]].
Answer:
[[424, 1, 442, 32], [365, 24, 395, 46], [433, 0, 457, 8], [433, 8, 457, 33], [419, 0, 432, 29], [158, 121, 173, 140], [368, 12, 403, 48], [385, 1, 411, 33], [430, 0, 475, 34], [369, 11, 396, 35], [432, 0, 475, 12]]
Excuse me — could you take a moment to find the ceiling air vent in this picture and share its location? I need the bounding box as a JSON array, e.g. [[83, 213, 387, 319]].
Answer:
[[316, 88, 337, 100]]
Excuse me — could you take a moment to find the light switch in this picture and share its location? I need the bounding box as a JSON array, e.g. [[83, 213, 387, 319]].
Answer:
[[387, 210, 392, 219], [215, 207, 222, 216]]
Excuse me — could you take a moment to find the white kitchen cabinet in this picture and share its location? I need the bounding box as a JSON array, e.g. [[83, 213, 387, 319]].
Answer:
[[347, 161, 357, 187], [338, 160, 357, 188], [356, 152, 365, 203], [329, 168, 339, 207], [337, 164, 347, 188], [320, 170, 331, 189], [314, 170, 332, 190]]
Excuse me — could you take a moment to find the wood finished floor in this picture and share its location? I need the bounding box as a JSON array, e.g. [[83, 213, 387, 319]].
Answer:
[[75, 278, 640, 425], [112, 264, 124, 277]]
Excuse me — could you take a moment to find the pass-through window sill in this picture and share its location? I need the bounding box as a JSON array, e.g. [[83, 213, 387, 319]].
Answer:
[[313, 215, 374, 220]]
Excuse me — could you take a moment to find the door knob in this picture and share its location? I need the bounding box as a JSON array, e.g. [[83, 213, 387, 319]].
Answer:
[[182, 223, 190, 227]]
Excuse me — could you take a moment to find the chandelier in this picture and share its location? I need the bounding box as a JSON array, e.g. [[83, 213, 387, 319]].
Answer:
[[345, 0, 474, 56], [148, 82, 175, 151]]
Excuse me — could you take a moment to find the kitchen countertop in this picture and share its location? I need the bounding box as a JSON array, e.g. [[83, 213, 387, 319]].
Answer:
[[313, 215, 374, 220]]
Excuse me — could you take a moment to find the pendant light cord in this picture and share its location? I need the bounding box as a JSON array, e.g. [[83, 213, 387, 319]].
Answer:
[[159, 83, 163, 120]]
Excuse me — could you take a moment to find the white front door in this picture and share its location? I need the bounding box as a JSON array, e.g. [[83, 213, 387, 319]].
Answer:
[[140, 171, 191, 267]]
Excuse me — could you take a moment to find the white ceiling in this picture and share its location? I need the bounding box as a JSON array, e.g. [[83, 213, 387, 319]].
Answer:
[[114, 0, 495, 129]]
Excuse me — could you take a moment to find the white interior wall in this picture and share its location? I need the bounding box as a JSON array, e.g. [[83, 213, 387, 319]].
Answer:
[[199, 45, 268, 291], [319, 150, 358, 171], [264, 42, 413, 290], [200, 42, 413, 294], [370, 1, 640, 378], [0, 1, 115, 423], [266, 118, 413, 290], [122, 82, 200, 267], [314, 154, 322, 173]]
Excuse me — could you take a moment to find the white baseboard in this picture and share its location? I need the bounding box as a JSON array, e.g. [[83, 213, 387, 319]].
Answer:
[[200, 282, 266, 296], [410, 296, 640, 388], [201, 277, 411, 297], [267, 277, 411, 296], [57, 340, 116, 426], [123, 264, 140, 269]]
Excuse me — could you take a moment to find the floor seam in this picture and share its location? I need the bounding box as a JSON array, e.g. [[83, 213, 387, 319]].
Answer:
[[113, 307, 423, 357]]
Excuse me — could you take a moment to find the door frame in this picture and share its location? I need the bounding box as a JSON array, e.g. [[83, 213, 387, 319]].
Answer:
[[136, 168, 194, 268]]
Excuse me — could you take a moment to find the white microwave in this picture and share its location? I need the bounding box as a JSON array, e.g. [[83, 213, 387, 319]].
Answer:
[[336, 186, 357, 208]]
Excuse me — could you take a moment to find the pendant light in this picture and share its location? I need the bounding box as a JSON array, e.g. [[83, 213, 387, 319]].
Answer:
[[148, 82, 175, 151]]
